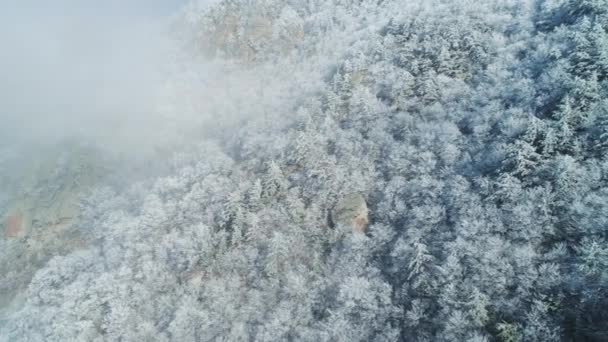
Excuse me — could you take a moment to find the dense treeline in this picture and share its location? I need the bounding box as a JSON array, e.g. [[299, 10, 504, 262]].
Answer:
[[1, 0, 607, 341]]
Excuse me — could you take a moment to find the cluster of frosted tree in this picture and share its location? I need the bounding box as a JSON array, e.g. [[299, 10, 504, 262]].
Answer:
[[2, 0, 607, 341]]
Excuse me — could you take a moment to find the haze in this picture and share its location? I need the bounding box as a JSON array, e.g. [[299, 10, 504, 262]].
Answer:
[[0, 0, 191, 150]]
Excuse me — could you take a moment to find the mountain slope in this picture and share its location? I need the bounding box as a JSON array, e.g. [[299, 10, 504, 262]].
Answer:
[[2, 0, 608, 341]]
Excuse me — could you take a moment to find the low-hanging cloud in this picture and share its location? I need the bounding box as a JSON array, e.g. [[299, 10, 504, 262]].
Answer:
[[0, 0, 192, 153]]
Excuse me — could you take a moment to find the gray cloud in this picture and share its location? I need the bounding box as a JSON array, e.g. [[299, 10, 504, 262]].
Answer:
[[0, 1, 189, 149]]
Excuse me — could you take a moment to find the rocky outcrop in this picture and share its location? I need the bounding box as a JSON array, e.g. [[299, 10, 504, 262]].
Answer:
[[3, 211, 25, 238], [331, 193, 369, 234], [190, 2, 304, 62], [0, 145, 102, 311]]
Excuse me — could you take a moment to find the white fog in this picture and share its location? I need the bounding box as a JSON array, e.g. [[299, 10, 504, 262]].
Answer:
[[1, 0, 608, 341]]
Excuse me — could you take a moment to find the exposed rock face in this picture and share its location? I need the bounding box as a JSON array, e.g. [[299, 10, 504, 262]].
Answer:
[[4, 211, 25, 238], [1, 156, 84, 241], [191, 3, 304, 62], [0, 145, 103, 312], [332, 193, 369, 234]]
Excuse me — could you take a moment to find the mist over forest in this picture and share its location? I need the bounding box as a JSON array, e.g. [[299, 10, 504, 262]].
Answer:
[[1, 0, 608, 341]]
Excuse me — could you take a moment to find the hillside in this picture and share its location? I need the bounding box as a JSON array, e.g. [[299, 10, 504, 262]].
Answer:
[[1, 0, 608, 341]]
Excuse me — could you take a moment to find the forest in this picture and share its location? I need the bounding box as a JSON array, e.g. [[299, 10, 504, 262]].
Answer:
[[1, 0, 607, 341]]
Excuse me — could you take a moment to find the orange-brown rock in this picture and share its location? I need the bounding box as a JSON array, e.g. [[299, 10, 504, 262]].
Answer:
[[196, 4, 304, 63], [4, 211, 25, 238], [332, 193, 369, 234]]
